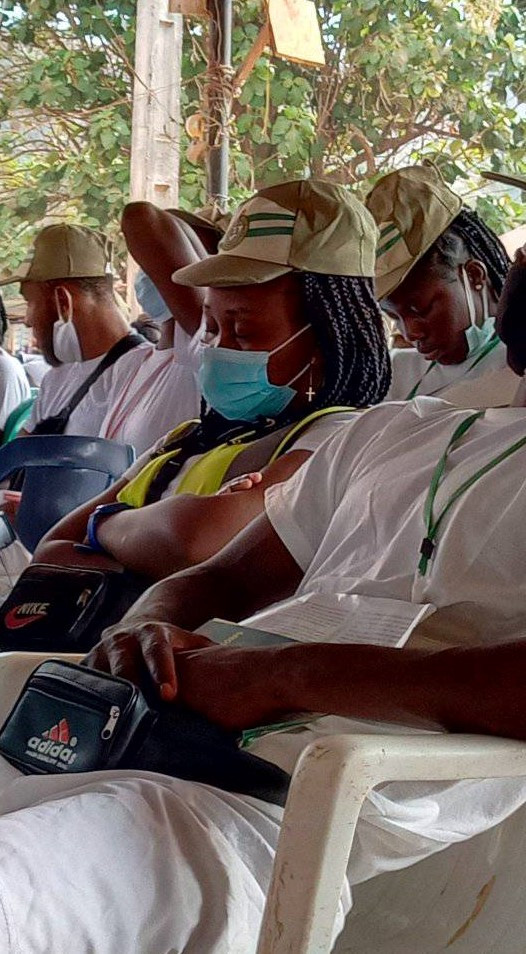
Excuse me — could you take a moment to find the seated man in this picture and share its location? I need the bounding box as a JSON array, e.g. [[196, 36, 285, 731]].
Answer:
[[367, 164, 518, 407], [0, 224, 139, 436], [0, 240, 524, 952]]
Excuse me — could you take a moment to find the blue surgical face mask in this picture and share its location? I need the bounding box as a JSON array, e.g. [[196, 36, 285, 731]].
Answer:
[[461, 266, 495, 359], [134, 269, 172, 323], [198, 325, 311, 421]]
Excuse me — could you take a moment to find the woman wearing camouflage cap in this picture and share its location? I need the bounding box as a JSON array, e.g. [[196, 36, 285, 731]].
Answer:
[[34, 178, 390, 590], [367, 164, 514, 407]]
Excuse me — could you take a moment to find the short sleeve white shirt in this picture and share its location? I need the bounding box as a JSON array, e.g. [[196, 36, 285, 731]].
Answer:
[[0, 350, 31, 430], [265, 397, 526, 645], [387, 338, 509, 402]]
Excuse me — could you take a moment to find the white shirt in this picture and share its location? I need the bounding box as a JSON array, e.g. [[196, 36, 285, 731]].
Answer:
[[0, 349, 31, 430], [97, 324, 201, 454], [25, 339, 151, 437], [387, 338, 509, 403], [265, 397, 526, 644], [3, 401, 526, 951]]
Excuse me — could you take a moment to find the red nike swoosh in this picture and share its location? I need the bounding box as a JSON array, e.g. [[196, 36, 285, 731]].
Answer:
[[4, 608, 46, 629]]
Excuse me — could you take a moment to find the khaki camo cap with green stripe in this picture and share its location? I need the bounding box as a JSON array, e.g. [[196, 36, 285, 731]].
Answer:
[[0, 223, 113, 287], [172, 179, 378, 287], [366, 164, 462, 300]]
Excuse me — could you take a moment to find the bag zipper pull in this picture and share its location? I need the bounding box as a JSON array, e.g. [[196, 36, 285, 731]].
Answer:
[[101, 705, 120, 740]]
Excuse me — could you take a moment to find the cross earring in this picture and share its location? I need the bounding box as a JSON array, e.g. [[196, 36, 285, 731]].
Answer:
[[306, 361, 316, 403]]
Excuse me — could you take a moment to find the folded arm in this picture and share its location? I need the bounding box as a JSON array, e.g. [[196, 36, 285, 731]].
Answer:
[[35, 449, 310, 578], [121, 201, 207, 337]]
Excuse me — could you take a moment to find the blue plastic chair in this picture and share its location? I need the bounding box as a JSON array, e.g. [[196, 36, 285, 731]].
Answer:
[[0, 435, 135, 552]]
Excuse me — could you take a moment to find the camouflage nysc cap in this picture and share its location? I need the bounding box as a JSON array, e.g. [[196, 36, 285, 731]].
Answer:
[[169, 204, 231, 236], [0, 224, 113, 287], [171, 179, 378, 287], [366, 164, 462, 300]]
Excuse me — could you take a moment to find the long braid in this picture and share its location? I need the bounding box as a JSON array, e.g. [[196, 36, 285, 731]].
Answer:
[[0, 294, 7, 345], [300, 272, 391, 409], [422, 208, 510, 295]]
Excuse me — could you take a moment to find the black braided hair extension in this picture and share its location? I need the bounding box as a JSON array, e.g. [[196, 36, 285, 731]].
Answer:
[[145, 271, 391, 501], [421, 208, 510, 295], [193, 272, 391, 441], [299, 272, 391, 410], [0, 294, 7, 345]]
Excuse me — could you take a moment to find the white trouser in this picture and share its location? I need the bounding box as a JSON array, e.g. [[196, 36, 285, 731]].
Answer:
[[0, 654, 525, 953]]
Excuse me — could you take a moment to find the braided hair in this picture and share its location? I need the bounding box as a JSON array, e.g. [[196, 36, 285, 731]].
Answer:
[[0, 294, 7, 345], [421, 208, 510, 295], [144, 271, 391, 502], [197, 271, 391, 441]]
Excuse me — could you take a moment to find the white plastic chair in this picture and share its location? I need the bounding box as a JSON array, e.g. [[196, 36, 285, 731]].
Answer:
[[256, 732, 526, 954]]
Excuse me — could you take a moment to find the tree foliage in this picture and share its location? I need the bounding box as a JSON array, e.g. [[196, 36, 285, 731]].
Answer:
[[1, 0, 524, 277]]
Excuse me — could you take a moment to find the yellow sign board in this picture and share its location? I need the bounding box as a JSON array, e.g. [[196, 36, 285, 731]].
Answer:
[[267, 0, 325, 67], [168, 0, 208, 16]]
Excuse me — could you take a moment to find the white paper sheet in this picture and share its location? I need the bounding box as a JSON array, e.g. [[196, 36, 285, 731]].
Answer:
[[243, 592, 435, 649]]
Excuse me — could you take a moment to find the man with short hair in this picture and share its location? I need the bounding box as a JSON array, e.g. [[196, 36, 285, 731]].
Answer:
[[0, 224, 137, 436]]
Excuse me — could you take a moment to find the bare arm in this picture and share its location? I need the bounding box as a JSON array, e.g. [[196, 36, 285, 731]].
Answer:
[[121, 201, 206, 337], [163, 638, 526, 741], [94, 449, 311, 578], [84, 512, 303, 692], [33, 476, 129, 559]]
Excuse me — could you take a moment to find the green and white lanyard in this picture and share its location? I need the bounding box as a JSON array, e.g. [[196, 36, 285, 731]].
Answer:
[[418, 409, 526, 576], [405, 334, 500, 401]]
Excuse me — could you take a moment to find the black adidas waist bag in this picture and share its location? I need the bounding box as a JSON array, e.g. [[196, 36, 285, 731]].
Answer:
[[0, 660, 291, 806], [0, 564, 147, 653]]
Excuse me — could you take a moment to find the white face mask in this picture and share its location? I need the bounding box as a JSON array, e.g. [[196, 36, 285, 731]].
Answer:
[[52, 287, 83, 363], [461, 266, 494, 359]]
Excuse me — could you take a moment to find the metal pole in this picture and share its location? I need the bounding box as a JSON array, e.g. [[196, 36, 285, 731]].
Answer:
[[206, 0, 232, 209]]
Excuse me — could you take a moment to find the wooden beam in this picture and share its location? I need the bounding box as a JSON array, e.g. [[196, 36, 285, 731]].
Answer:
[[233, 21, 271, 94]]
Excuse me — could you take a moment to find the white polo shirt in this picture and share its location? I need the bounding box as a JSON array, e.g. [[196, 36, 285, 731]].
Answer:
[[264, 397, 526, 644], [0, 350, 31, 430], [387, 338, 510, 403]]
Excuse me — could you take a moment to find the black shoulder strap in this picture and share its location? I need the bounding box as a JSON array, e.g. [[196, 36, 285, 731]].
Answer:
[[33, 333, 145, 435], [59, 333, 145, 419]]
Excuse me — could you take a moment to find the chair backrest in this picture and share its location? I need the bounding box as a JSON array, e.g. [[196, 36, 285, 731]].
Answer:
[[0, 435, 135, 551], [2, 395, 37, 444]]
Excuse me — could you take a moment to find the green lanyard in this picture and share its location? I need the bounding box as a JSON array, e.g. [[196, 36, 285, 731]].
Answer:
[[405, 334, 500, 401], [418, 409, 526, 576]]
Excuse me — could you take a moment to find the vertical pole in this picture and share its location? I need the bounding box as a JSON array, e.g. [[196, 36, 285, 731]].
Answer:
[[128, 0, 183, 314], [206, 0, 232, 210]]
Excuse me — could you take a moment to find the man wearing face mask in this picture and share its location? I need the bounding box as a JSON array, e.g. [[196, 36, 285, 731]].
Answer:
[[0, 224, 142, 437], [366, 164, 518, 408]]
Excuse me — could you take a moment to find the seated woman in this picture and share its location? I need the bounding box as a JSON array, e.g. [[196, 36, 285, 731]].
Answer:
[[366, 163, 516, 406], [0, 242, 526, 953], [33, 179, 390, 583]]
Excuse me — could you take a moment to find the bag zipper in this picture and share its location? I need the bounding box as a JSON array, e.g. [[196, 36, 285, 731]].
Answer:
[[101, 706, 121, 739]]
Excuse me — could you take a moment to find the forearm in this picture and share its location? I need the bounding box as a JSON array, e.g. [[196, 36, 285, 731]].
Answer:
[[272, 640, 526, 739], [34, 479, 126, 556], [121, 514, 303, 629], [95, 492, 267, 578], [121, 562, 260, 632]]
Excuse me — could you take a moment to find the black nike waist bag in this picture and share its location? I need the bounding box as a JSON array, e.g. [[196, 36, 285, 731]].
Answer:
[[0, 659, 291, 806], [0, 564, 146, 653]]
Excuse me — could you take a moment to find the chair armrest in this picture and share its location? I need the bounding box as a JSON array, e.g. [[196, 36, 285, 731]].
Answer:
[[257, 732, 526, 954]]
